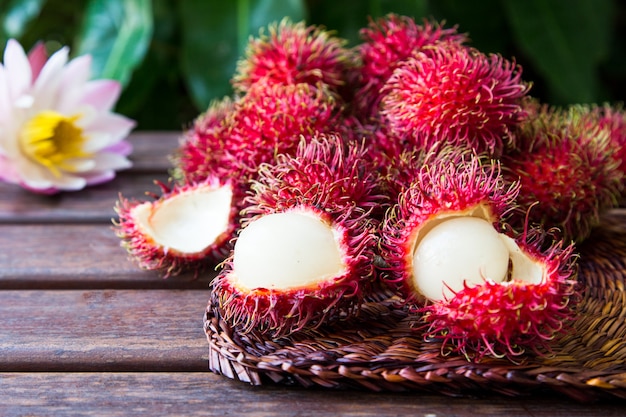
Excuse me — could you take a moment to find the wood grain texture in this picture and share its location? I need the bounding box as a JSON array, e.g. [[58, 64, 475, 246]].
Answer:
[[126, 131, 180, 173], [0, 290, 210, 371], [0, 373, 624, 417], [0, 173, 170, 224], [0, 224, 215, 289]]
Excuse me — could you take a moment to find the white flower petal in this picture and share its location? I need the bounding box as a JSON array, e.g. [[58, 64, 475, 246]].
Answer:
[[90, 151, 132, 172], [79, 80, 121, 112], [82, 113, 136, 150], [0, 66, 11, 118], [3, 39, 31, 102], [62, 158, 97, 173], [56, 55, 93, 113], [32, 46, 69, 110]]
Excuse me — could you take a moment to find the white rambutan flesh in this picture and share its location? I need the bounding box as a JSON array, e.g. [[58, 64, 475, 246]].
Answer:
[[114, 180, 238, 277], [412, 216, 547, 302], [232, 211, 347, 290], [132, 185, 233, 254], [412, 216, 509, 301]]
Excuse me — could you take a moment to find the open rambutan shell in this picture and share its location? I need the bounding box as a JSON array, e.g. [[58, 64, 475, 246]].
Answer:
[[113, 178, 241, 277], [379, 149, 579, 360]]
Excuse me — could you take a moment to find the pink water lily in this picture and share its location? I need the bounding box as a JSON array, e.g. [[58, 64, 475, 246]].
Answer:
[[0, 39, 135, 193]]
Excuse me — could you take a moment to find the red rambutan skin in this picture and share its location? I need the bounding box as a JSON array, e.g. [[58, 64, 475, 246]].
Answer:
[[212, 135, 380, 336], [595, 103, 626, 179], [379, 150, 520, 306], [352, 14, 467, 119], [502, 104, 624, 242], [246, 133, 386, 221], [224, 82, 344, 175], [420, 228, 579, 362], [113, 178, 240, 278], [232, 18, 351, 95], [174, 97, 238, 184], [381, 43, 531, 157]]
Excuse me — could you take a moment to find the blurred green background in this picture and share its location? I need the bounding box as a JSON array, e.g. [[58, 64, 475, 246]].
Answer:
[[1, 0, 624, 130]]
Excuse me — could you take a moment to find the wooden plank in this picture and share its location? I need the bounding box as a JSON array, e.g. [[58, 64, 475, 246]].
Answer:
[[0, 173, 170, 224], [127, 131, 180, 172], [0, 373, 624, 417], [0, 290, 210, 371], [0, 224, 216, 289]]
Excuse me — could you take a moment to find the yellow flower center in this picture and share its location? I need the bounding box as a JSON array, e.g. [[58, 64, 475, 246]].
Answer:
[[19, 111, 91, 177]]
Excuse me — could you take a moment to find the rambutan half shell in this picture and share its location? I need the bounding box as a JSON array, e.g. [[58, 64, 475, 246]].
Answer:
[[212, 134, 379, 336], [381, 43, 530, 157], [379, 150, 579, 361], [113, 178, 240, 277], [421, 228, 579, 362], [379, 149, 519, 304]]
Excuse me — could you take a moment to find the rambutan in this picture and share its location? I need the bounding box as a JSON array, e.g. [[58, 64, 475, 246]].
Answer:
[[212, 134, 379, 336], [232, 18, 351, 95], [595, 103, 626, 179], [113, 178, 240, 277], [380, 43, 530, 157], [224, 81, 344, 175], [502, 104, 624, 242], [421, 227, 579, 361], [352, 14, 467, 119], [173, 96, 236, 183], [378, 149, 579, 361]]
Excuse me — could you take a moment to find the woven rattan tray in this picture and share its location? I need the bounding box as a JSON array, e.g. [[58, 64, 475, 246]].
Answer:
[[204, 208, 626, 402]]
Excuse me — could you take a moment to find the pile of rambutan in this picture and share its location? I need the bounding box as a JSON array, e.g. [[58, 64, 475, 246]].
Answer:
[[113, 15, 625, 362]]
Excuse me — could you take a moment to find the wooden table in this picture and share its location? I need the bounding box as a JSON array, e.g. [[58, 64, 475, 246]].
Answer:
[[1, 132, 624, 416]]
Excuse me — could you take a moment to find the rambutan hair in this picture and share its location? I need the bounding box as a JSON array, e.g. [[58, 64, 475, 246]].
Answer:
[[502, 103, 624, 242], [113, 178, 240, 277], [173, 96, 237, 183], [224, 82, 344, 175], [352, 14, 467, 119], [381, 43, 531, 157], [379, 148, 520, 305], [212, 134, 380, 336], [420, 227, 579, 362], [232, 18, 351, 95]]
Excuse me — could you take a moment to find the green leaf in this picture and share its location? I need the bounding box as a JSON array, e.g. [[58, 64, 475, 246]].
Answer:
[[1, 0, 46, 42], [75, 0, 153, 87], [503, 0, 613, 104], [179, 0, 306, 111]]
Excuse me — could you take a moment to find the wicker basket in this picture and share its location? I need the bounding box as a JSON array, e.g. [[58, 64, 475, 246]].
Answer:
[[204, 209, 626, 402]]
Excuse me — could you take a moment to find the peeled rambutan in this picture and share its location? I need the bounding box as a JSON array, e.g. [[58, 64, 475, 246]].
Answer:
[[232, 18, 351, 95], [378, 149, 579, 360], [381, 43, 530, 157], [224, 81, 343, 175], [212, 134, 379, 336], [379, 149, 519, 304], [502, 104, 624, 242], [113, 178, 240, 277], [352, 14, 467, 119], [421, 227, 578, 361]]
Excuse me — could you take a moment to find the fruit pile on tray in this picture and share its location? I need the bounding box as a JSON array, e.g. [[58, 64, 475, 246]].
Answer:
[[113, 15, 626, 370]]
